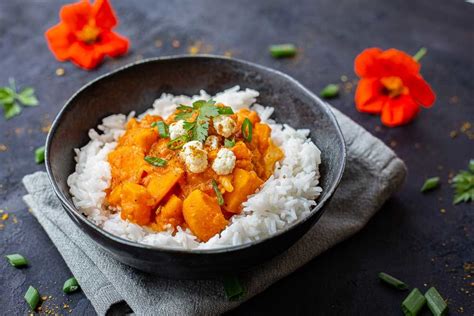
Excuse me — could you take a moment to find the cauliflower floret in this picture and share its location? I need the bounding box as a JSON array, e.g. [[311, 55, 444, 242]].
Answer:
[[169, 120, 187, 140], [213, 115, 237, 138], [180, 141, 208, 173], [212, 148, 236, 175], [204, 135, 219, 150]]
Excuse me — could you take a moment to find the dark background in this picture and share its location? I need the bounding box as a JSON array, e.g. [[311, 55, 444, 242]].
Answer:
[[0, 0, 473, 315]]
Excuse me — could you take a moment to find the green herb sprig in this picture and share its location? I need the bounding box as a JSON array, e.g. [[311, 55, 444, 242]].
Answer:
[[452, 159, 474, 204], [174, 100, 233, 143], [0, 78, 39, 119]]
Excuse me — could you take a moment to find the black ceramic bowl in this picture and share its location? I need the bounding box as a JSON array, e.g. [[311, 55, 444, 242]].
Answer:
[[46, 55, 346, 279]]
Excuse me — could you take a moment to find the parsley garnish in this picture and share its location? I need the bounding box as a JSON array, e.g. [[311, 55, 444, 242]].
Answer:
[[0, 78, 39, 120], [452, 159, 474, 204], [174, 100, 233, 142]]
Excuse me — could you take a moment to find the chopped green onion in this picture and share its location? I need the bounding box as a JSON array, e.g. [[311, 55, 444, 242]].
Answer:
[[241, 118, 253, 142], [401, 288, 426, 316], [224, 138, 235, 148], [212, 180, 224, 206], [167, 135, 189, 150], [425, 287, 448, 316], [320, 84, 340, 99], [155, 121, 169, 138], [150, 121, 158, 127], [5, 254, 28, 267], [421, 177, 440, 193], [218, 106, 234, 115], [144, 156, 167, 167], [63, 277, 80, 294], [378, 272, 408, 290], [24, 286, 40, 310], [35, 146, 45, 164], [223, 276, 244, 300], [269, 44, 297, 58]]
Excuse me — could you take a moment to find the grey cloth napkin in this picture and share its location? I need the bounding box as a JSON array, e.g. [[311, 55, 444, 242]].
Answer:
[[22, 107, 406, 316]]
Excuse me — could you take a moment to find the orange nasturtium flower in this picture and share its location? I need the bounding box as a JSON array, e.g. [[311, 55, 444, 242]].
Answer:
[[354, 48, 435, 127], [45, 0, 129, 70]]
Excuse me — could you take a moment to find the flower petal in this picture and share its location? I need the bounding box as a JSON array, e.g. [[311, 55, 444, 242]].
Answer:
[[45, 23, 75, 61], [381, 95, 420, 127], [95, 31, 129, 57], [92, 0, 117, 30], [68, 41, 105, 70], [354, 48, 383, 78], [378, 48, 420, 77], [59, 0, 93, 33], [404, 74, 436, 107], [355, 78, 385, 113]]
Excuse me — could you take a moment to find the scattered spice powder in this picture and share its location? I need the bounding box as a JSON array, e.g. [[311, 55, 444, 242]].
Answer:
[[390, 140, 397, 148], [450, 130, 459, 138], [340, 75, 348, 82], [0, 144, 7, 152], [374, 126, 382, 132], [440, 208, 446, 214], [449, 95, 459, 104], [1, 213, 9, 221], [172, 39, 180, 48], [55, 68, 65, 76], [154, 39, 163, 48], [188, 41, 202, 55], [12, 215, 18, 224], [223, 50, 233, 57]]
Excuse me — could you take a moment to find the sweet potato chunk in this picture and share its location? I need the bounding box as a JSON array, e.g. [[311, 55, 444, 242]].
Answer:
[[263, 141, 284, 179], [253, 123, 272, 154], [108, 146, 149, 187], [231, 141, 253, 160], [223, 168, 264, 213], [146, 168, 184, 205], [120, 182, 155, 225], [183, 190, 228, 242], [155, 194, 184, 230], [119, 127, 158, 153], [107, 183, 122, 206]]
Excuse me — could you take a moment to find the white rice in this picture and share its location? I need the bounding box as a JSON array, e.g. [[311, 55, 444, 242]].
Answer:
[[67, 86, 322, 249]]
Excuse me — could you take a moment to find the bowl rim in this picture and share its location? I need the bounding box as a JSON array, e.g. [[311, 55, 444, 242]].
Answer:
[[45, 54, 346, 254]]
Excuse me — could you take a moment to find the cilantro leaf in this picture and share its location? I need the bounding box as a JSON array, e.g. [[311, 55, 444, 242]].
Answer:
[[173, 99, 225, 142], [0, 87, 15, 104], [17, 88, 38, 106], [0, 80, 39, 119], [3, 102, 22, 119], [452, 161, 474, 205]]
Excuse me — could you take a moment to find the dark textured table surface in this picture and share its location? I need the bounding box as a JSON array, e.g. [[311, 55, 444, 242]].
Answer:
[[1, 0, 473, 315]]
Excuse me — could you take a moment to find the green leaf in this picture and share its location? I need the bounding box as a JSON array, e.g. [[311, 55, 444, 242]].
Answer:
[[193, 120, 209, 142], [452, 161, 474, 205], [3, 102, 22, 119], [421, 177, 440, 193], [0, 87, 15, 104], [192, 100, 207, 109], [320, 84, 340, 99], [224, 138, 235, 148], [17, 87, 38, 106], [199, 104, 220, 119], [183, 121, 195, 131], [218, 106, 234, 115]]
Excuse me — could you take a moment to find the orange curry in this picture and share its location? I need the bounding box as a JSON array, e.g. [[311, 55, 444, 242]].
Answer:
[[106, 100, 284, 242]]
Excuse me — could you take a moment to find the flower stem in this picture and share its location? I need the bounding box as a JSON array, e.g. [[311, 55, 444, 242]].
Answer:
[[413, 47, 427, 62]]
